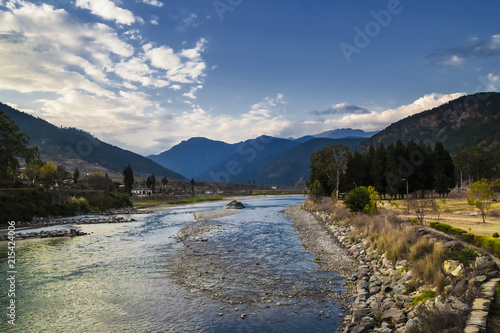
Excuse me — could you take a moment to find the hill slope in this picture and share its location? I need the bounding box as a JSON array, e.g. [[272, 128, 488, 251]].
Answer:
[[148, 137, 237, 179], [361, 92, 500, 152], [195, 136, 301, 183], [0, 103, 185, 179], [256, 138, 365, 187]]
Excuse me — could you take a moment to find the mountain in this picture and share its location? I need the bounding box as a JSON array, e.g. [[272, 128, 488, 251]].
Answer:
[[314, 128, 378, 139], [194, 136, 301, 183], [148, 137, 238, 179], [0, 102, 185, 179], [255, 137, 366, 187], [360, 92, 500, 153]]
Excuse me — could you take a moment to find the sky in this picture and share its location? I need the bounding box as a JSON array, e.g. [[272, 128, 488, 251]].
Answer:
[[0, 0, 499, 156]]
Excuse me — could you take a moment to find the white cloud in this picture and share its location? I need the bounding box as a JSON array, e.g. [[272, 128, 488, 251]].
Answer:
[[140, 0, 164, 7], [146, 38, 207, 84], [0, 0, 211, 155], [279, 92, 465, 138], [75, 0, 136, 25]]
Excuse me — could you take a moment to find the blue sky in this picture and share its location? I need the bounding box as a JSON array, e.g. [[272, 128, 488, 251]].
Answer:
[[0, 0, 499, 155]]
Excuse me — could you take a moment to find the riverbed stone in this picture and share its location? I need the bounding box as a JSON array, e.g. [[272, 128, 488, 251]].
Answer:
[[381, 308, 406, 324], [225, 200, 245, 209]]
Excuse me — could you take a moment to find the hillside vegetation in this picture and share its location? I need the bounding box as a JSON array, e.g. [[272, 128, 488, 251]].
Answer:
[[0, 103, 185, 179], [361, 92, 500, 153]]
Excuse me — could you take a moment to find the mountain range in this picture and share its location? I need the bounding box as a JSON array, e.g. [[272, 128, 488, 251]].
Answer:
[[147, 131, 370, 184], [0, 103, 185, 179], [3, 92, 498, 187]]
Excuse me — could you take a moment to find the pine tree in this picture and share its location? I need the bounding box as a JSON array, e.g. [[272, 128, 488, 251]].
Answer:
[[371, 143, 386, 197], [432, 142, 455, 196], [122, 163, 134, 196]]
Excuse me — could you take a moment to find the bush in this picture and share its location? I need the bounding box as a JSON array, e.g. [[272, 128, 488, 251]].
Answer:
[[450, 248, 477, 265], [412, 290, 437, 306], [413, 304, 468, 333], [493, 232, 500, 238], [344, 186, 371, 213]]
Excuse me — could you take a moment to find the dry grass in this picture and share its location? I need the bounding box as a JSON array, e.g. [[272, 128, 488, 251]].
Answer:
[[349, 211, 447, 288], [387, 192, 500, 236], [303, 197, 350, 222]]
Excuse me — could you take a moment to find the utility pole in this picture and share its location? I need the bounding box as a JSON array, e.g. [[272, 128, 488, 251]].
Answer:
[[403, 178, 409, 214]]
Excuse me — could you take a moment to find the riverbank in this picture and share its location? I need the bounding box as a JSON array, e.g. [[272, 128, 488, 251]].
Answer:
[[285, 205, 356, 310], [0, 207, 149, 241], [302, 198, 500, 333]]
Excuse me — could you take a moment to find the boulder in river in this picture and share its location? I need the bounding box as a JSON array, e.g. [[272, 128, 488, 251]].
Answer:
[[225, 200, 245, 209]]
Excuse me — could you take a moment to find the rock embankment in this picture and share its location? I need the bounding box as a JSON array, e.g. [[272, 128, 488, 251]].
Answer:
[[305, 208, 500, 333]]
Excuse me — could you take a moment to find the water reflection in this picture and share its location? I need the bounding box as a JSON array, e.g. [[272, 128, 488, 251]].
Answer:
[[0, 196, 345, 332]]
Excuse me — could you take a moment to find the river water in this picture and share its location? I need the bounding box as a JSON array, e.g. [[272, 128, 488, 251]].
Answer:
[[0, 196, 346, 332]]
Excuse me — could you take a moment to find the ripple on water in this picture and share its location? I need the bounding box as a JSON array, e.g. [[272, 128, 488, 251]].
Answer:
[[0, 196, 346, 332]]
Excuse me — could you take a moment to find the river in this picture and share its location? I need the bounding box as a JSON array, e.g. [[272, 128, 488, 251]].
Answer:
[[0, 196, 347, 332]]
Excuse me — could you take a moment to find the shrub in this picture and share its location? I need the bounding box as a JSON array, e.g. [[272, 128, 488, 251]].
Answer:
[[414, 304, 468, 333], [409, 236, 435, 261], [462, 232, 475, 243], [344, 186, 371, 212], [412, 242, 445, 287], [493, 232, 500, 238], [450, 248, 478, 265], [344, 186, 380, 213], [412, 290, 437, 306]]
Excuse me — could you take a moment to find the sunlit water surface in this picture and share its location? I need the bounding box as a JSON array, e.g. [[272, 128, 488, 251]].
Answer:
[[0, 196, 346, 332]]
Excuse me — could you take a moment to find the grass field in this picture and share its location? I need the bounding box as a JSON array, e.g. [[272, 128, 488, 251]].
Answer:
[[385, 192, 500, 237]]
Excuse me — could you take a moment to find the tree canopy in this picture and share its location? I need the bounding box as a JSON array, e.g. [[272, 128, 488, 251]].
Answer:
[[308, 144, 350, 198], [0, 112, 39, 182]]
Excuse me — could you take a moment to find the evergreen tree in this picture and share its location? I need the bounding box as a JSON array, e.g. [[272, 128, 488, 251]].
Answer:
[[73, 168, 80, 184], [190, 178, 196, 196], [0, 112, 39, 182], [385, 143, 400, 199], [122, 163, 134, 196], [432, 141, 455, 196], [343, 151, 365, 192], [371, 143, 386, 197]]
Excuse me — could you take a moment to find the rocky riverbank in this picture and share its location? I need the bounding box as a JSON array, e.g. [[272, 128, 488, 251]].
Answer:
[[285, 206, 356, 310], [304, 206, 500, 333], [1, 207, 148, 241], [0, 227, 87, 241]]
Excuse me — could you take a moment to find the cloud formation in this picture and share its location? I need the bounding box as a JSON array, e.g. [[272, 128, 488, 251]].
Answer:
[[310, 103, 370, 116], [76, 0, 136, 25], [426, 35, 500, 68]]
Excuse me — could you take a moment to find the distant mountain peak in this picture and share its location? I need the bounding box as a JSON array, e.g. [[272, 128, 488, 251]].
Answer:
[[314, 128, 378, 139]]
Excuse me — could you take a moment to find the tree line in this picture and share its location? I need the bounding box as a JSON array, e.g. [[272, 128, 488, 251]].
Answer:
[[308, 140, 456, 199]]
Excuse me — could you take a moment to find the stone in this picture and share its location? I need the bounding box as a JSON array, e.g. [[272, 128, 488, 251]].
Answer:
[[369, 285, 382, 294], [451, 301, 470, 311], [404, 318, 419, 333], [466, 310, 488, 327], [381, 308, 406, 324], [471, 298, 491, 312], [454, 279, 468, 295], [470, 275, 487, 286], [444, 260, 465, 276], [352, 306, 372, 322], [443, 240, 464, 251], [225, 200, 245, 209], [475, 256, 496, 271], [351, 324, 375, 333]]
